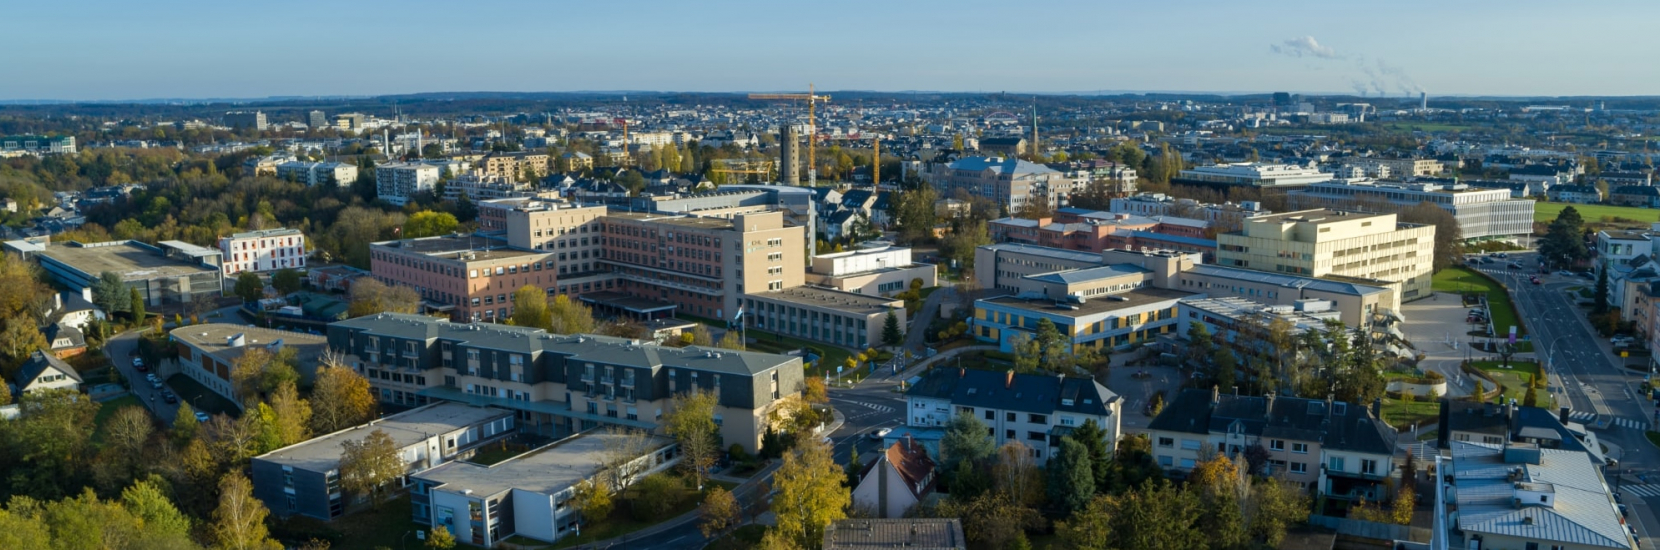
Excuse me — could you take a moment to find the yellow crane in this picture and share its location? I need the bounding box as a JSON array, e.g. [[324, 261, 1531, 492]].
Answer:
[[749, 84, 831, 185]]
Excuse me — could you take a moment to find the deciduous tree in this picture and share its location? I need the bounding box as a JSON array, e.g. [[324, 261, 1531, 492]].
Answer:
[[666, 389, 721, 491], [572, 478, 613, 521], [403, 211, 459, 238], [426, 525, 457, 550], [233, 272, 264, 304], [772, 439, 851, 549], [211, 472, 282, 550], [270, 268, 303, 296], [338, 429, 406, 509], [310, 353, 377, 433], [718, 330, 746, 351], [547, 294, 596, 334], [346, 278, 420, 317], [699, 486, 742, 538], [510, 285, 552, 329]]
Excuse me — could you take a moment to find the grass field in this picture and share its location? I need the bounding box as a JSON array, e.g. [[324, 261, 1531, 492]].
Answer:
[[745, 329, 856, 378], [1471, 360, 1552, 408], [91, 395, 144, 445], [1380, 398, 1439, 430], [1432, 267, 1524, 337], [1533, 201, 1660, 224]]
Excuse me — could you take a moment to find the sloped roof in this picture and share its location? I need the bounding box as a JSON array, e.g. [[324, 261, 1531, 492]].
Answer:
[[1452, 442, 1630, 548], [905, 368, 1118, 417], [15, 350, 80, 387], [1147, 388, 1395, 456]]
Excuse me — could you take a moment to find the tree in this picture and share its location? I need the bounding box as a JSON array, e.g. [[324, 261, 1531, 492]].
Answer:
[[1595, 265, 1611, 315], [940, 412, 994, 474], [881, 309, 903, 347], [4, 388, 100, 500], [772, 439, 851, 549], [104, 405, 154, 470], [803, 377, 829, 404], [0, 253, 51, 322], [173, 401, 200, 443], [0, 508, 51, 550], [212, 472, 282, 550], [510, 285, 551, 330], [1185, 321, 1216, 370], [270, 268, 302, 295], [547, 295, 597, 334], [403, 211, 460, 238], [700, 486, 742, 537], [92, 271, 132, 314], [597, 426, 656, 501], [934, 491, 1044, 550], [1047, 437, 1095, 516], [717, 330, 746, 351], [123, 476, 193, 539], [890, 184, 941, 244], [128, 287, 146, 322], [1392, 486, 1415, 525], [268, 380, 312, 447], [233, 272, 264, 304], [1247, 476, 1311, 547], [1523, 384, 1539, 407], [1539, 206, 1589, 268], [686, 324, 714, 346], [992, 441, 1044, 508], [666, 389, 721, 491], [0, 314, 49, 365], [1399, 201, 1464, 273], [309, 355, 376, 433], [426, 525, 457, 550], [572, 478, 613, 521], [338, 429, 406, 509], [346, 278, 420, 317]]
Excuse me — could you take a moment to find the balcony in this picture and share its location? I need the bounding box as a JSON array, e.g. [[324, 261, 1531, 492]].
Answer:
[[620, 377, 635, 388], [599, 376, 614, 386]]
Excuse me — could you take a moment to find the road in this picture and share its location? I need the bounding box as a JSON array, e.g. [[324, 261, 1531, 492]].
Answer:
[[103, 329, 187, 424]]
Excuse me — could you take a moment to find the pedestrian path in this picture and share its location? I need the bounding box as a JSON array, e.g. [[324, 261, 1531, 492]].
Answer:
[[1623, 484, 1660, 498], [1566, 410, 1651, 431], [846, 401, 897, 414]]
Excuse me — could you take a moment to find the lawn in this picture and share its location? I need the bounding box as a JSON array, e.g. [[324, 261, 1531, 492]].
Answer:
[[1380, 398, 1439, 430], [166, 374, 243, 418], [467, 440, 533, 466], [549, 475, 738, 549], [1649, 431, 1660, 449], [1470, 360, 1553, 408], [92, 395, 145, 445], [1533, 201, 1660, 225], [1432, 267, 1524, 337]]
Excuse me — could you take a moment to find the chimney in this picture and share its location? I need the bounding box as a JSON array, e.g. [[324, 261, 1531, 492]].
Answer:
[[1005, 369, 1015, 389], [54, 292, 62, 311], [905, 433, 914, 453], [1371, 397, 1381, 419], [1211, 385, 1220, 405], [1264, 393, 1276, 419], [1508, 399, 1519, 434], [1325, 394, 1334, 420], [1559, 407, 1570, 425], [81, 287, 92, 303]]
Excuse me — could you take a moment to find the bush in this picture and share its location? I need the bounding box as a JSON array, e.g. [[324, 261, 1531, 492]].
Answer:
[[728, 444, 749, 464], [630, 474, 685, 520]]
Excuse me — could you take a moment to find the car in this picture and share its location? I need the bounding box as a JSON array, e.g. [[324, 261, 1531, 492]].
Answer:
[[1530, 277, 1542, 285], [1559, 270, 1574, 276], [194, 411, 210, 423], [131, 357, 143, 368], [868, 427, 893, 440], [1508, 262, 1524, 269], [149, 380, 163, 390], [1620, 503, 1631, 518], [161, 391, 178, 404], [134, 362, 148, 372]]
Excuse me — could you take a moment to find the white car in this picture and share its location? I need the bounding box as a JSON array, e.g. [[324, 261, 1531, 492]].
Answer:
[[132, 357, 143, 368], [194, 411, 211, 423], [868, 427, 893, 440]]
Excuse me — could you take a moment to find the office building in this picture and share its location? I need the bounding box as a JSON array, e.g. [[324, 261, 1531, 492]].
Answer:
[[1336, 157, 1445, 178], [276, 161, 358, 187], [412, 431, 678, 546], [171, 325, 330, 405], [334, 113, 367, 131], [369, 234, 561, 322], [1147, 389, 1397, 499], [1441, 441, 1634, 550], [1216, 209, 1436, 300], [219, 228, 306, 275], [1174, 163, 1333, 188], [224, 111, 268, 131], [15, 239, 223, 307], [1286, 179, 1534, 239], [804, 244, 937, 296], [0, 134, 76, 155], [1109, 193, 1269, 229], [251, 402, 514, 521], [988, 212, 1217, 261], [308, 110, 327, 130], [326, 312, 806, 452], [376, 163, 441, 206], [741, 286, 904, 350], [905, 367, 1121, 465], [913, 156, 1083, 213], [600, 210, 805, 321], [978, 137, 1027, 156]]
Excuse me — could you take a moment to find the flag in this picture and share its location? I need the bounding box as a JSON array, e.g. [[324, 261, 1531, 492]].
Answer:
[[732, 307, 744, 324]]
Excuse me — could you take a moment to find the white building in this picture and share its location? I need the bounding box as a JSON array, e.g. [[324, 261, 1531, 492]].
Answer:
[[442, 172, 535, 202], [276, 161, 359, 187], [1176, 163, 1333, 188], [805, 243, 938, 296], [904, 367, 1120, 465], [219, 228, 306, 275], [376, 163, 441, 206], [1441, 441, 1635, 550]]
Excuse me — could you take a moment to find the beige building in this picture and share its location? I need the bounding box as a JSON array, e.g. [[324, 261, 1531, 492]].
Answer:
[[369, 235, 562, 322], [602, 210, 806, 321], [478, 151, 550, 181], [805, 245, 937, 297], [171, 324, 330, 407], [742, 286, 905, 350], [1337, 157, 1445, 178], [1217, 209, 1435, 301]]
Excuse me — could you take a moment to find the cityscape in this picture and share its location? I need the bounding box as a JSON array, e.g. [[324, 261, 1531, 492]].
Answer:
[[5, 4, 1660, 550]]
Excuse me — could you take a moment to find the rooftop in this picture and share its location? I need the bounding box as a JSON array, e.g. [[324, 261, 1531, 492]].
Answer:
[[255, 403, 512, 472], [905, 367, 1119, 417], [38, 240, 220, 281], [228, 228, 303, 240], [749, 286, 902, 315], [373, 234, 546, 260], [980, 242, 1105, 265], [1147, 389, 1396, 456], [1247, 208, 1392, 226], [981, 287, 1192, 318], [603, 210, 738, 230], [1024, 264, 1149, 285], [415, 431, 674, 497], [170, 324, 329, 362], [823, 518, 966, 550], [1450, 442, 1630, 549]]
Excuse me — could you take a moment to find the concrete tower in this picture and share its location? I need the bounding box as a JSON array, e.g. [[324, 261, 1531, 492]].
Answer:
[[1420, 92, 1427, 111], [780, 124, 800, 184]]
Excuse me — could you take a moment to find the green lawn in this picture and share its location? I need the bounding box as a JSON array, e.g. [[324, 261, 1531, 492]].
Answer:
[[271, 494, 431, 550], [1648, 431, 1660, 449], [92, 395, 145, 445], [1471, 361, 1553, 408], [1534, 201, 1660, 224], [1380, 398, 1439, 430], [1386, 123, 1474, 132], [744, 329, 856, 378], [549, 476, 738, 549], [1432, 267, 1524, 337]]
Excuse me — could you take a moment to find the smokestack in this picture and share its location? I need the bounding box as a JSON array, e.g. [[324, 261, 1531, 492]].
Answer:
[[1420, 92, 1427, 111], [780, 125, 800, 184], [1559, 407, 1570, 425]]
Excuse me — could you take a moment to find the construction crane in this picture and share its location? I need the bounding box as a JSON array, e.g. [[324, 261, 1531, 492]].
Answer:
[[749, 84, 831, 185]]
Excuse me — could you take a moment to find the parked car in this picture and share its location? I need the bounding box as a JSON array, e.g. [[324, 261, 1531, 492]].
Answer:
[[149, 380, 163, 390], [1495, 252, 1509, 259], [1508, 262, 1524, 269], [1530, 276, 1542, 285], [131, 357, 144, 368], [194, 411, 211, 423], [161, 391, 178, 404]]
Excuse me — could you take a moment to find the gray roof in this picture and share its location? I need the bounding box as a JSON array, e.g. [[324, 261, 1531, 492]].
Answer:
[[15, 350, 81, 388], [1025, 264, 1150, 284], [905, 368, 1118, 417], [332, 313, 799, 377], [947, 156, 1059, 177], [824, 518, 966, 550], [1451, 442, 1630, 548], [414, 431, 674, 498], [1146, 389, 1396, 456], [255, 402, 512, 473], [1184, 263, 1390, 297], [980, 242, 1104, 265]]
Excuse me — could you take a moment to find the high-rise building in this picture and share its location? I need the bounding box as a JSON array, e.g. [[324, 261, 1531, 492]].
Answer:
[[375, 163, 441, 205], [1216, 209, 1436, 300], [308, 110, 327, 129], [224, 111, 267, 131]]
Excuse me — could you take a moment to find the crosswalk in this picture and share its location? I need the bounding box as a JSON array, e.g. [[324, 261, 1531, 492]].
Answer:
[[849, 401, 897, 414], [1624, 484, 1660, 498], [1566, 411, 1650, 430]]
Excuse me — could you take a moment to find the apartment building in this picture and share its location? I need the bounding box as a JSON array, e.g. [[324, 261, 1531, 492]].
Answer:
[[973, 270, 1190, 352], [442, 172, 535, 202], [914, 156, 1083, 213], [326, 313, 806, 452], [1216, 209, 1436, 300], [988, 213, 1217, 261], [224, 111, 268, 131], [1147, 388, 1397, 500], [1443, 442, 1635, 550], [804, 245, 937, 296], [0, 134, 76, 155], [1109, 193, 1269, 230], [478, 151, 550, 181], [376, 162, 441, 206], [369, 234, 562, 322], [905, 367, 1121, 465], [1336, 157, 1445, 178], [1175, 163, 1333, 188], [742, 287, 904, 350], [276, 161, 358, 187], [1287, 180, 1534, 239], [219, 228, 306, 275]]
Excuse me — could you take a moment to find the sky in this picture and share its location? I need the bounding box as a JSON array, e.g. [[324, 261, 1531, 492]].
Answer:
[[5, 0, 1659, 101]]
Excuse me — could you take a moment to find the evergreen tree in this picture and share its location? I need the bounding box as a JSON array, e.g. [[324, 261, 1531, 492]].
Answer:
[[882, 309, 904, 347], [1594, 265, 1611, 315], [1046, 437, 1095, 516], [128, 288, 145, 322]]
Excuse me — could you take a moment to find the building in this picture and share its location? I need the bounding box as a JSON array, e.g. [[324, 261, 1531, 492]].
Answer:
[[1146, 388, 1397, 499], [804, 244, 937, 296], [905, 367, 1120, 465], [442, 172, 535, 202], [411, 431, 678, 546], [170, 325, 330, 405], [370, 234, 560, 322], [1599, 171, 1652, 187], [243, 154, 295, 177], [251, 402, 515, 521], [1441, 441, 1634, 550], [914, 156, 1082, 213], [1174, 163, 1333, 188], [224, 111, 268, 131], [308, 110, 328, 130], [1437, 401, 1604, 464], [326, 313, 806, 452], [478, 151, 550, 181], [742, 286, 905, 350], [1109, 193, 1269, 230], [219, 228, 306, 276], [1337, 157, 1445, 178], [1547, 184, 1603, 204], [1216, 209, 1436, 301], [334, 113, 368, 131], [1287, 180, 1535, 240], [0, 135, 76, 156], [10, 351, 81, 397], [851, 438, 937, 518], [376, 163, 441, 206], [600, 210, 805, 321], [1610, 185, 1660, 208], [560, 152, 593, 171], [44, 322, 87, 358], [823, 519, 966, 550], [978, 137, 1027, 156], [276, 161, 358, 187], [18, 239, 223, 307], [988, 212, 1218, 261]]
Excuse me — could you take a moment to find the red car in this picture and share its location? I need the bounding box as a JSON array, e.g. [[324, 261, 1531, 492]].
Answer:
[[1530, 277, 1542, 285]]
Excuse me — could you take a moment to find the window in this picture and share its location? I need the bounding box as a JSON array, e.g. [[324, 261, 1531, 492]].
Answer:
[[1006, 412, 1016, 422], [1290, 462, 1307, 474], [984, 410, 994, 420], [1027, 431, 1045, 442], [1361, 459, 1378, 475], [1180, 439, 1200, 451], [1027, 414, 1047, 424], [1329, 457, 1346, 472], [1158, 455, 1173, 466], [1005, 429, 1015, 439], [1157, 437, 1175, 448], [1291, 443, 1308, 454], [1270, 439, 1285, 451]]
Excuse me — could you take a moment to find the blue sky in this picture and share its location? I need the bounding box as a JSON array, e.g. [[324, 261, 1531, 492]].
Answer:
[[5, 0, 1657, 100]]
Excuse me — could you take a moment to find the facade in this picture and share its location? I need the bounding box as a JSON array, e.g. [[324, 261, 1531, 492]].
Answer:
[[1109, 193, 1269, 230], [442, 172, 535, 202], [170, 325, 330, 406], [224, 111, 268, 131], [370, 234, 561, 322], [1547, 184, 1603, 204], [1146, 388, 1397, 499], [276, 161, 358, 187], [0, 135, 76, 155], [851, 439, 938, 518], [308, 110, 327, 129], [1287, 180, 1535, 239], [1610, 185, 1660, 208], [600, 210, 805, 321], [1175, 163, 1333, 188], [804, 245, 937, 296], [219, 228, 306, 275], [905, 367, 1121, 465], [741, 286, 905, 350], [251, 403, 514, 521], [1217, 209, 1436, 301], [1438, 401, 1604, 464], [1337, 157, 1444, 178], [478, 151, 550, 181], [376, 163, 442, 206], [412, 431, 678, 546], [11, 351, 81, 396], [824, 519, 966, 550], [23, 239, 223, 307], [978, 137, 1027, 156], [915, 156, 1082, 213], [1443, 441, 1634, 550], [326, 313, 806, 452]]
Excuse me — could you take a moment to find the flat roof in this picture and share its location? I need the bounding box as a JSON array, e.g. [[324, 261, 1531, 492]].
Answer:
[[748, 286, 902, 315], [255, 402, 512, 473], [1185, 264, 1390, 297], [38, 241, 219, 281], [373, 234, 546, 260], [416, 431, 674, 497], [980, 242, 1103, 264], [170, 324, 329, 362], [1025, 264, 1149, 285], [1248, 208, 1390, 225], [981, 287, 1192, 318], [604, 210, 736, 230]]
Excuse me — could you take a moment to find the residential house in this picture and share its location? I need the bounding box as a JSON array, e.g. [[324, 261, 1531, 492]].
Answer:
[[11, 350, 81, 396], [44, 323, 87, 358], [905, 368, 1121, 465], [1548, 184, 1603, 204], [1437, 400, 1605, 465], [1440, 441, 1635, 550], [1611, 185, 1660, 208], [852, 438, 938, 518]]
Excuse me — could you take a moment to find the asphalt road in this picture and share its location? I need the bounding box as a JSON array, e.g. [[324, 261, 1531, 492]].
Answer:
[[103, 329, 187, 424]]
